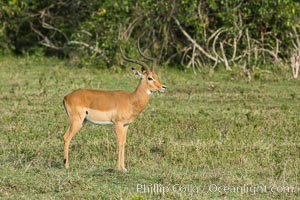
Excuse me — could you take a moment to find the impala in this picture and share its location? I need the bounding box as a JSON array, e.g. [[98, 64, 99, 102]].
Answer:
[[63, 43, 166, 172]]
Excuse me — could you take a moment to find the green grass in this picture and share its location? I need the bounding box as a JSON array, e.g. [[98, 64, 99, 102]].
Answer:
[[0, 56, 299, 199]]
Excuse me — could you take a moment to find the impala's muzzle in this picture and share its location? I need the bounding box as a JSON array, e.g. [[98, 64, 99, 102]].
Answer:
[[160, 85, 166, 93]]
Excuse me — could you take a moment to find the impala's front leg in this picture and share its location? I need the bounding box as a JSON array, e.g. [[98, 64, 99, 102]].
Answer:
[[115, 123, 128, 172]]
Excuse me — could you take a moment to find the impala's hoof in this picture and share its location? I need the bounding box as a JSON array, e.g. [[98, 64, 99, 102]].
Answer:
[[64, 159, 69, 169], [118, 167, 128, 173]]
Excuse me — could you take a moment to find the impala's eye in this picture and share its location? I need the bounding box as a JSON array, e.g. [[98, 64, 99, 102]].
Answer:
[[147, 77, 153, 81]]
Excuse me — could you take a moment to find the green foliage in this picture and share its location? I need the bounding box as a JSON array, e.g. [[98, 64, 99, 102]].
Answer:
[[0, 0, 97, 54], [0, 0, 300, 69]]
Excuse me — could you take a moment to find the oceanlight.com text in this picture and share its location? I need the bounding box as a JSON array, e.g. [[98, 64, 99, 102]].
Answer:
[[136, 183, 299, 195]]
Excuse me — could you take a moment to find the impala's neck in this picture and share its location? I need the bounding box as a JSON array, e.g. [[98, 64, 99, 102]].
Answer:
[[130, 80, 150, 115]]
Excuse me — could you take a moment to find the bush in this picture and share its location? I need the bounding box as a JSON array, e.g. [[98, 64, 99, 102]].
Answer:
[[0, 0, 300, 70]]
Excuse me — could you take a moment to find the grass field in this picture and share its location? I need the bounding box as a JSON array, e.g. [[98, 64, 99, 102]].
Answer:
[[0, 56, 299, 199]]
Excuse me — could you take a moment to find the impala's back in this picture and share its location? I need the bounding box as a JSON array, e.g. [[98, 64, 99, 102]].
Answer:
[[63, 88, 133, 125]]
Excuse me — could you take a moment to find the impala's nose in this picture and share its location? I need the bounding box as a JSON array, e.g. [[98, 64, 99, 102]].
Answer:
[[160, 85, 166, 93]]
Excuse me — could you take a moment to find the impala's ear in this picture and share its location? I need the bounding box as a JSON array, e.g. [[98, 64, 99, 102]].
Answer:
[[141, 66, 149, 74], [132, 68, 144, 79]]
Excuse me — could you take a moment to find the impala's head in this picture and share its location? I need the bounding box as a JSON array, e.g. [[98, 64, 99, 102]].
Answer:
[[120, 40, 166, 94], [131, 67, 166, 94]]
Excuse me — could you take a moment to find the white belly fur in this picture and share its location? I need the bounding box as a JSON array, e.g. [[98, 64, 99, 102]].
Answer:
[[85, 108, 115, 125], [85, 117, 114, 125]]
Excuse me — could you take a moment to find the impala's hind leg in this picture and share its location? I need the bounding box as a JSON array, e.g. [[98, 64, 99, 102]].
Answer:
[[63, 108, 85, 169]]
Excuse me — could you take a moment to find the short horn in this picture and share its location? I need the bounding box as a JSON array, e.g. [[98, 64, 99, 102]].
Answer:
[[120, 46, 150, 72], [137, 38, 157, 72]]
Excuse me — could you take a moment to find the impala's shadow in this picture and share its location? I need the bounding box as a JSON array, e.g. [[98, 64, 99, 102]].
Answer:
[[45, 160, 118, 175], [44, 160, 64, 169]]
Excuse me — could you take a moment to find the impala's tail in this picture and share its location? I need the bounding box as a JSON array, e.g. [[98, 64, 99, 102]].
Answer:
[[62, 98, 70, 118]]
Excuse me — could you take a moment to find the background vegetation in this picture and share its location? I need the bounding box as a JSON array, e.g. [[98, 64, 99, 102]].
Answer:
[[1, 0, 300, 73]]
